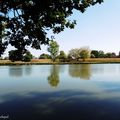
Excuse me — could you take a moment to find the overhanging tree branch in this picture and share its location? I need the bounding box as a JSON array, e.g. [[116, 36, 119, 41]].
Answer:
[[0, 0, 104, 57]]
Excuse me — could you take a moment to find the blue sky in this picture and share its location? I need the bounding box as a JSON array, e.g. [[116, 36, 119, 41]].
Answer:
[[3, 0, 120, 57], [54, 0, 120, 54]]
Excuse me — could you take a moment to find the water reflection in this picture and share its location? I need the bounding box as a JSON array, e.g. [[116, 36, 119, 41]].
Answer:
[[2, 64, 120, 120], [69, 64, 91, 80], [90, 64, 105, 74], [47, 65, 60, 87], [24, 65, 32, 75], [1, 90, 120, 120], [9, 65, 32, 77], [9, 66, 23, 77]]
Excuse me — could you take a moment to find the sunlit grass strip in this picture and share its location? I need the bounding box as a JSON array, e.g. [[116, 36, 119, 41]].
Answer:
[[1, 58, 120, 65]]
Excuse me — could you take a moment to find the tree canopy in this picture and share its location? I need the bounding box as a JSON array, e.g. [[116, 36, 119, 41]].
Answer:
[[0, 0, 103, 56], [79, 47, 91, 61], [9, 50, 33, 62], [68, 47, 91, 61], [58, 50, 67, 62], [47, 40, 59, 61]]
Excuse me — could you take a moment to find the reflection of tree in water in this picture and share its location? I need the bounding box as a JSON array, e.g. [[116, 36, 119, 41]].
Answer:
[[48, 65, 60, 87], [9, 66, 23, 77], [69, 64, 91, 80], [9, 66, 32, 77], [24, 65, 32, 75]]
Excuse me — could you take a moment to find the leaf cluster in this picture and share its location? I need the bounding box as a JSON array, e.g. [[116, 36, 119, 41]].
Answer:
[[0, 0, 103, 56]]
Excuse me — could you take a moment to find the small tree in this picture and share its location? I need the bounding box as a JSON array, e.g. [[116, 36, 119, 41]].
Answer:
[[91, 50, 99, 58], [47, 40, 59, 62], [105, 52, 116, 58], [79, 47, 91, 61], [58, 51, 67, 62], [39, 53, 51, 59], [98, 50, 105, 58], [68, 48, 80, 61], [23, 51, 33, 62]]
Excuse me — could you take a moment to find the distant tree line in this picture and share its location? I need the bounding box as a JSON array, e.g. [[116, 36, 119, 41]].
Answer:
[[39, 40, 120, 62], [2, 40, 120, 62], [91, 50, 118, 58], [9, 50, 33, 62]]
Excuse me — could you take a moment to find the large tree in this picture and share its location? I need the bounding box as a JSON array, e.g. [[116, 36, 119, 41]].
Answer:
[[9, 49, 33, 62], [9, 50, 23, 62], [0, 0, 103, 57]]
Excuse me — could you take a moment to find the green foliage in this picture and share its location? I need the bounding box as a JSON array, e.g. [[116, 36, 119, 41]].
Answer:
[[105, 52, 116, 58], [68, 47, 91, 61], [23, 51, 33, 62], [91, 50, 117, 58], [9, 50, 24, 62], [0, 0, 104, 56], [69, 64, 91, 80], [79, 47, 91, 61], [58, 50, 67, 62], [91, 50, 99, 58], [9, 50, 32, 62], [91, 50, 105, 58], [39, 53, 51, 59], [47, 40, 59, 62], [68, 48, 80, 61], [0, 21, 8, 55], [48, 65, 60, 87], [98, 50, 105, 58]]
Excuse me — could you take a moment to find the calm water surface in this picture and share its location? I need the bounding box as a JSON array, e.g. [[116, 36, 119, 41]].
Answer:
[[1, 64, 120, 120]]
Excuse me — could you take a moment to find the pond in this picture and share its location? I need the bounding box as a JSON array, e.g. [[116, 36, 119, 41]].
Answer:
[[1, 64, 120, 120]]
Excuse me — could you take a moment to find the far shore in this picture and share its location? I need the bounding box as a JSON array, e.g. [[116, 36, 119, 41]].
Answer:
[[1, 58, 120, 65]]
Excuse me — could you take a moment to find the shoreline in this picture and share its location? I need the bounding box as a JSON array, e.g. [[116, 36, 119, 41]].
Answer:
[[1, 58, 120, 65]]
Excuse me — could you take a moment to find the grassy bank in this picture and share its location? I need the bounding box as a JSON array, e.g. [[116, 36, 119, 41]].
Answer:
[[1, 58, 120, 65]]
